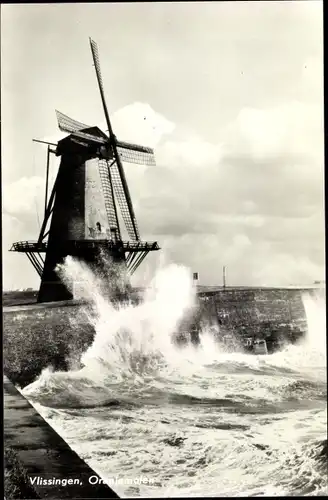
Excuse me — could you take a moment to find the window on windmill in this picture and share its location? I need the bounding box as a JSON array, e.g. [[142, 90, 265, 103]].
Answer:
[[88, 222, 106, 239], [95, 221, 107, 239]]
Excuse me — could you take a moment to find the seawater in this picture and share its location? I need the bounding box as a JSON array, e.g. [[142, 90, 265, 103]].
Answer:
[[22, 258, 327, 497]]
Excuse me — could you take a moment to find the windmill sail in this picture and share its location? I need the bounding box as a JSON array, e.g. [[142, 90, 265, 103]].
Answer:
[[56, 110, 107, 144], [57, 39, 156, 242], [110, 162, 140, 241], [98, 159, 120, 235], [56, 110, 156, 166], [56, 110, 91, 133], [90, 37, 140, 241], [117, 140, 156, 166], [89, 38, 114, 138]]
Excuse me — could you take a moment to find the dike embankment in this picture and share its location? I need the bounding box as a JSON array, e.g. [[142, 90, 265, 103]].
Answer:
[[4, 374, 118, 499]]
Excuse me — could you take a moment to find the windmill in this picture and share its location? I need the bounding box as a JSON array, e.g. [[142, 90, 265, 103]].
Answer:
[[10, 38, 160, 303]]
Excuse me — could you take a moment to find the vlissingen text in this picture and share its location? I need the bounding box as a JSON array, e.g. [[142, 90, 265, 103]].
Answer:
[[29, 477, 82, 487]]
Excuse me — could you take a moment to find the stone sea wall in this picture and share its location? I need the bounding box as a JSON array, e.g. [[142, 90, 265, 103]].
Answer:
[[3, 287, 323, 387], [198, 288, 307, 327], [179, 287, 322, 349]]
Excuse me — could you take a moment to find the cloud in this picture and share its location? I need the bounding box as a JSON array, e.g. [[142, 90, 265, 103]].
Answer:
[[111, 102, 175, 148], [3, 97, 324, 289], [156, 138, 223, 169], [3, 176, 45, 216], [131, 99, 324, 284], [2, 213, 40, 290], [223, 101, 323, 164]]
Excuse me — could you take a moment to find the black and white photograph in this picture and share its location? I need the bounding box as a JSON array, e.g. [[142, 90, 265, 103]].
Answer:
[[2, 1, 326, 498]]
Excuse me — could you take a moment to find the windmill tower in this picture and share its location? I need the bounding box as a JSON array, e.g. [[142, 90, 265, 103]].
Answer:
[[10, 38, 160, 303]]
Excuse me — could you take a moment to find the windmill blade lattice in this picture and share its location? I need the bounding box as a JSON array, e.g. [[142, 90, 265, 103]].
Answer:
[[56, 110, 91, 133], [117, 140, 156, 166], [98, 159, 120, 235], [56, 110, 106, 145], [89, 40, 106, 107], [110, 161, 140, 241]]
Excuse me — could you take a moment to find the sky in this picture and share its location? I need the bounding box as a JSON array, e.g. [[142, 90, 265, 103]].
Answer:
[[1, 1, 324, 290]]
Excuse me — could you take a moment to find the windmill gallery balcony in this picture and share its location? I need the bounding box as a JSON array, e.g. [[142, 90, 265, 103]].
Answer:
[[10, 239, 160, 286], [10, 240, 160, 254]]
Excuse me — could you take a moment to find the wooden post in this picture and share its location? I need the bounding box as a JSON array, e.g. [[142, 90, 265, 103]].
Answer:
[[44, 145, 50, 219]]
